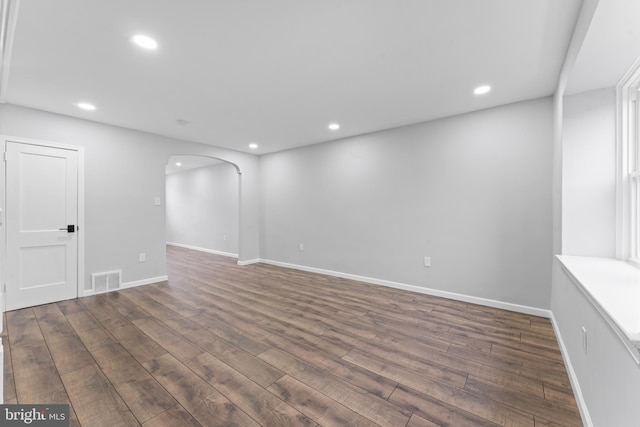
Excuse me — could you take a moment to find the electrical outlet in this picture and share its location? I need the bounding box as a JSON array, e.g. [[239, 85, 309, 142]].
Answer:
[[223, 234, 227, 241], [581, 326, 588, 354], [424, 256, 431, 267], [299, 243, 304, 252], [139, 252, 146, 262]]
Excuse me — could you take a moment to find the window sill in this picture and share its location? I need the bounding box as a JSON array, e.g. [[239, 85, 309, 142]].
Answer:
[[556, 255, 640, 363]]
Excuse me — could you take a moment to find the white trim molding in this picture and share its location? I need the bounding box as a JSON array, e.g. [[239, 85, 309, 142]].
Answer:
[[616, 54, 640, 260], [122, 275, 169, 290], [166, 242, 238, 259], [258, 258, 551, 318]]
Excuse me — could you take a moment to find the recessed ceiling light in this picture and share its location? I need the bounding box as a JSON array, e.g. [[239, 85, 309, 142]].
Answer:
[[249, 143, 259, 149], [474, 85, 491, 95], [76, 102, 96, 111], [175, 162, 182, 167], [131, 34, 158, 50], [328, 123, 340, 130]]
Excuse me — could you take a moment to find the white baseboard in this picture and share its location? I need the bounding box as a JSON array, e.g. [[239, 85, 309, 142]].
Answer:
[[122, 275, 169, 289], [259, 258, 551, 318], [549, 312, 593, 427], [237, 258, 260, 266], [167, 242, 238, 259]]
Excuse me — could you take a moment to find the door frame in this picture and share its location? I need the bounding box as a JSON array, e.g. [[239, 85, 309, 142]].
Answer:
[[1, 135, 85, 314]]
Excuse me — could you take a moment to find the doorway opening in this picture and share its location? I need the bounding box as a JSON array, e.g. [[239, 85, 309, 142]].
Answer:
[[165, 155, 241, 267]]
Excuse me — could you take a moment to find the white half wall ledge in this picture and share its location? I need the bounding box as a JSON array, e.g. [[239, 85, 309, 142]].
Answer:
[[166, 242, 238, 259], [556, 255, 640, 363], [256, 258, 552, 318]]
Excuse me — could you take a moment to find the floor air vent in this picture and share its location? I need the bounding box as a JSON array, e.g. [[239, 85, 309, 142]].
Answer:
[[91, 270, 122, 294]]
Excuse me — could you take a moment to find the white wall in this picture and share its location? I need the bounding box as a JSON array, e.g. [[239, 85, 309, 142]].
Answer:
[[166, 163, 239, 255], [261, 97, 553, 309], [562, 88, 616, 257], [0, 103, 260, 290]]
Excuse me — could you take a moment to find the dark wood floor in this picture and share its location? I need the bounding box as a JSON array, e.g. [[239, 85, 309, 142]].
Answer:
[[2, 245, 582, 426]]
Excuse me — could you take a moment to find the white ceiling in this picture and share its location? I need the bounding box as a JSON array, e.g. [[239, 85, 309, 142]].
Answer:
[[566, 0, 640, 95], [1, 0, 583, 154]]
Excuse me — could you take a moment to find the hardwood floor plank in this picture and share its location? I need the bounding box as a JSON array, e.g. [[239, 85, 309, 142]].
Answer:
[[265, 333, 398, 399], [464, 375, 582, 427], [542, 382, 581, 413], [90, 341, 178, 424], [520, 332, 562, 352], [110, 376, 177, 424], [33, 304, 78, 338], [490, 342, 566, 368], [161, 316, 204, 336], [389, 385, 503, 427], [327, 325, 546, 399], [56, 299, 86, 316], [33, 304, 95, 376], [6, 309, 45, 347], [143, 353, 259, 427], [530, 317, 556, 335], [259, 348, 411, 427], [104, 323, 168, 364], [185, 352, 316, 426], [268, 374, 378, 427], [100, 292, 153, 321], [405, 413, 442, 427], [79, 296, 130, 330], [132, 317, 204, 362], [341, 340, 467, 388], [182, 309, 271, 354], [6, 310, 67, 403], [61, 364, 140, 427], [184, 327, 285, 387], [134, 285, 205, 318], [64, 310, 118, 351], [142, 405, 202, 427], [344, 348, 535, 426], [448, 344, 572, 390], [91, 341, 148, 378], [118, 290, 186, 321]]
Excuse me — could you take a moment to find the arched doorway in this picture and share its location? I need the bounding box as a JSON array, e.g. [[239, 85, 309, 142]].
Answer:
[[165, 154, 241, 264]]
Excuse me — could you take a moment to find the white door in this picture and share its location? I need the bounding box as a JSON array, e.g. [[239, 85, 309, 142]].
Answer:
[[5, 141, 79, 311]]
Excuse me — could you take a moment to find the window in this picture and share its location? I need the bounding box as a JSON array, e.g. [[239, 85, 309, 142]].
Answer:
[[617, 57, 640, 263]]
